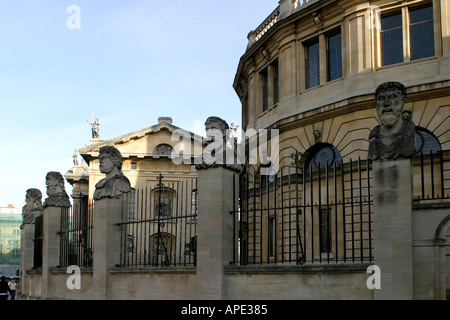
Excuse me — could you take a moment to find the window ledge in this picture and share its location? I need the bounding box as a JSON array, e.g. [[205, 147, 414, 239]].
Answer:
[[258, 103, 278, 118], [49, 267, 93, 274], [224, 263, 370, 274], [301, 77, 343, 95], [375, 56, 438, 72], [109, 266, 196, 274]]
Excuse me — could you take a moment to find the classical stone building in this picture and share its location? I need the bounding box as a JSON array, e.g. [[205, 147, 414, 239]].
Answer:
[[64, 116, 204, 268], [232, 0, 450, 299], [234, 0, 448, 163], [66, 116, 203, 204]]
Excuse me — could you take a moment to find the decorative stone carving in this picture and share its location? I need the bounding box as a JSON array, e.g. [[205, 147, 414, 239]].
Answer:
[[313, 129, 322, 143], [402, 109, 412, 121], [43, 171, 71, 208], [368, 81, 416, 161], [21, 188, 43, 227], [312, 12, 323, 28], [93, 146, 131, 200]]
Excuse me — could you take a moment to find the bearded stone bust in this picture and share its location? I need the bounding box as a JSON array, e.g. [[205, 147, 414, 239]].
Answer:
[[21, 188, 43, 227], [93, 146, 131, 200], [368, 81, 416, 161], [43, 171, 71, 208]]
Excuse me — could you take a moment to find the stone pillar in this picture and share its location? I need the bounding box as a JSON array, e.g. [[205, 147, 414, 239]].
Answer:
[[41, 206, 63, 299], [372, 159, 414, 299], [196, 166, 238, 300], [20, 223, 35, 297], [92, 197, 124, 300]]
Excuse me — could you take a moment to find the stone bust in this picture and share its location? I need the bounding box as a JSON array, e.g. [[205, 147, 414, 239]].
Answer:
[[21, 188, 43, 227], [196, 116, 241, 171], [43, 171, 71, 208], [93, 145, 131, 200], [205, 116, 229, 143], [368, 81, 416, 160], [195, 116, 229, 168]]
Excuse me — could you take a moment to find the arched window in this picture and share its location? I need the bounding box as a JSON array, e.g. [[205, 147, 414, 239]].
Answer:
[[153, 144, 173, 155], [415, 127, 441, 155], [303, 143, 342, 171], [149, 233, 176, 266], [152, 186, 176, 218]]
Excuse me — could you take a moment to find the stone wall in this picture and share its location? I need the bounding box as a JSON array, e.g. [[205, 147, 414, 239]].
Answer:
[[225, 265, 373, 300], [20, 165, 450, 300]]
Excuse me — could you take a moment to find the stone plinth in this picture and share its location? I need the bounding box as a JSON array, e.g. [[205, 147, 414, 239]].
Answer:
[[20, 223, 35, 297], [92, 197, 124, 300], [41, 206, 63, 299], [372, 159, 413, 299], [196, 166, 238, 300]]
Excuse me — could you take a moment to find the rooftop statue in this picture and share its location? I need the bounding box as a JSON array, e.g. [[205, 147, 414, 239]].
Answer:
[[73, 149, 79, 166], [93, 146, 131, 200], [368, 81, 416, 161], [43, 171, 71, 208], [21, 188, 43, 227], [87, 117, 100, 139]]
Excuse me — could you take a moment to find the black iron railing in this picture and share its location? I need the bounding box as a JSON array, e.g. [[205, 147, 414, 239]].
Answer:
[[117, 175, 198, 267], [232, 157, 374, 266], [413, 150, 450, 201], [232, 149, 450, 266], [58, 201, 94, 268], [33, 214, 43, 268]]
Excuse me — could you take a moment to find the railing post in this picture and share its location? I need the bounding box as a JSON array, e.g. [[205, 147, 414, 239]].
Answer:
[[195, 116, 240, 300], [372, 159, 414, 299], [20, 188, 43, 299], [91, 146, 131, 299], [196, 166, 239, 299], [41, 172, 71, 299], [368, 81, 416, 299], [92, 197, 125, 299], [41, 206, 64, 299]]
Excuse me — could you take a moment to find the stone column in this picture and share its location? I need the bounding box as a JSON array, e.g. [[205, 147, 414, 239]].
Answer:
[[20, 223, 35, 298], [372, 159, 414, 299], [196, 166, 238, 300], [90, 145, 131, 299], [41, 171, 71, 299], [20, 188, 43, 298], [92, 197, 124, 300], [41, 206, 63, 299]]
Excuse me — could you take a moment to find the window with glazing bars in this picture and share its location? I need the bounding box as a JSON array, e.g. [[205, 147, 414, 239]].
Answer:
[[327, 30, 342, 81], [381, 11, 403, 66], [261, 69, 269, 112], [305, 39, 320, 89], [272, 60, 279, 104], [410, 4, 434, 61]]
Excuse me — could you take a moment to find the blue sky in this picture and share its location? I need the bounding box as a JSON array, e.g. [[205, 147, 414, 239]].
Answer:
[[0, 0, 276, 208]]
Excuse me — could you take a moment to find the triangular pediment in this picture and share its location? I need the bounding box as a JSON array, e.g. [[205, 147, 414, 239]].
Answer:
[[78, 120, 205, 163]]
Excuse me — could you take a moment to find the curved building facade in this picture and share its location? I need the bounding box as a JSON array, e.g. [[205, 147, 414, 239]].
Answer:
[[233, 0, 449, 166]]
